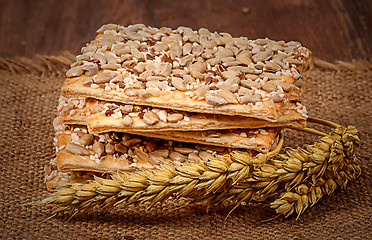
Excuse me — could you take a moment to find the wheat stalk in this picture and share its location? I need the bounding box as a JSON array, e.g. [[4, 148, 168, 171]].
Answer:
[[35, 117, 361, 219]]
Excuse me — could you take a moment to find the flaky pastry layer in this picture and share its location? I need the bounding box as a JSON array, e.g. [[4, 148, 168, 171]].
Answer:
[[62, 24, 311, 121]]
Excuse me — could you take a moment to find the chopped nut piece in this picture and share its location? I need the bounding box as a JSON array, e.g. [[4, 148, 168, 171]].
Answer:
[[193, 85, 209, 98]]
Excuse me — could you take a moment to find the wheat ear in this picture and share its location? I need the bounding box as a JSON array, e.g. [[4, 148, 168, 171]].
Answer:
[[35, 117, 361, 219]]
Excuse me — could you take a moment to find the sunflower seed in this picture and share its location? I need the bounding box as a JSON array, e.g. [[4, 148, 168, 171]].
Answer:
[[101, 63, 121, 70], [124, 88, 138, 96], [174, 147, 196, 155], [193, 85, 209, 98], [222, 61, 241, 67], [124, 138, 142, 148], [190, 62, 206, 80], [283, 58, 301, 66], [240, 79, 262, 89], [134, 148, 149, 162], [81, 62, 99, 76], [66, 143, 91, 155], [92, 52, 107, 65], [133, 62, 146, 73], [238, 87, 253, 96], [115, 143, 128, 153], [236, 50, 252, 65], [205, 92, 228, 106], [192, 43, 204, 56], [265, 61, 282, 72], [96, 24, 119, 33], [179, 55, 194, 66], [82, 77, 93, 87], [122, 115, 133, 126], [255, 38, 271, 45], [151, 149, 169, 158], [154, 42, 169, 52], [295, 78, 303, 88], [66, 66, 84, 78], [167, 113, 184, 123], [279, 83, 294, 92], [143, 111, 160, 125], [147, 88, 162, 97], [261, 72, 282, 80], [262, 82, 277, 92], [170, 43, 182, 59], [267, 42, 284, 52], [138, 89, 151, 99], [215, 48, 234, 59], [252, 49, 273, 63], [239, 94, 262, 104], [92, 142, 105, 158], [271, 92, 284, 102], [171, 77, 188, 91], [216, 89, 239, 103], [131, 48, 145, 61], [93, 70, 116, 84], [235, 39, 250, 50], [105, 143, 115, 155], [156, 63, 172, 77], [221, 70, 240, 79], [244, 74, 259, 80], [79, 134, 93, 146]]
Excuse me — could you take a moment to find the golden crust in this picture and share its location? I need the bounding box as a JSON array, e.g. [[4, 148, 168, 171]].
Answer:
[[127, 128, 281, 153], [62, 77, 280, 121], [85, 98, 306, 133], [61, 24, 311, 121]]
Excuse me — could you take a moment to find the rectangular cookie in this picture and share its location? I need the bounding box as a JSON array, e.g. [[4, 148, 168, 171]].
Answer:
[[85, 98, 306, 133], [53, 123, 275, 173], [61, 24, 311, 121]]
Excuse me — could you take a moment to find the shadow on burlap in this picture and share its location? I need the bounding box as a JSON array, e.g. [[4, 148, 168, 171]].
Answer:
[[0, 55, 371, 239]]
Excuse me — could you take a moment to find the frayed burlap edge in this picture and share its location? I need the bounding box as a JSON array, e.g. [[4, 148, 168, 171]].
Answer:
[[0, 51, 76, 76], [1, 52, 372, 77]]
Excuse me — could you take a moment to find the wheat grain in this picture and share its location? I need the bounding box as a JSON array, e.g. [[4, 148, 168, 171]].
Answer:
[[36, 118, 361, 220]]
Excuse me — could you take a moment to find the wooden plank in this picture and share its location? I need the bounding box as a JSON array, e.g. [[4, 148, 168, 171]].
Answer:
[[0, 0, 370, 60]]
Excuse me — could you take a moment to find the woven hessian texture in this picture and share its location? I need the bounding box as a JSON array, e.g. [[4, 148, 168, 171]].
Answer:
[[0, 58, 371, 239]]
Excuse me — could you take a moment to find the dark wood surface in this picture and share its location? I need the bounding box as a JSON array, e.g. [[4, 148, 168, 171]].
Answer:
[[0, 0, 371, 61]]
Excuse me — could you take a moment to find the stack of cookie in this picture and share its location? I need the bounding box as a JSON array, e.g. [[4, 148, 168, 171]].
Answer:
[[45, 24, 311, 190]]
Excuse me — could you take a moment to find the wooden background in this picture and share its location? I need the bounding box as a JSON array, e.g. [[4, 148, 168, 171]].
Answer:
[[0, 0, 371, 61]]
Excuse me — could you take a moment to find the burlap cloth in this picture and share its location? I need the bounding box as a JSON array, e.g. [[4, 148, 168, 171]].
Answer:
[[0, 56, 371, 239]]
